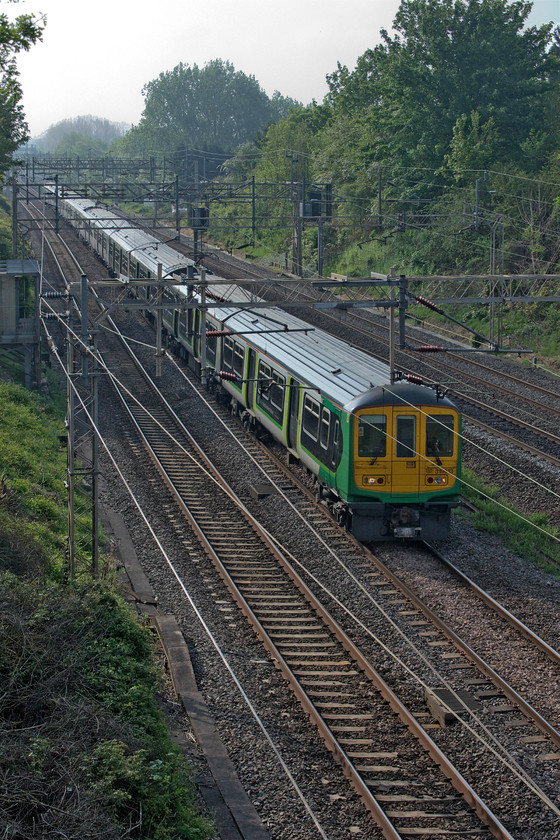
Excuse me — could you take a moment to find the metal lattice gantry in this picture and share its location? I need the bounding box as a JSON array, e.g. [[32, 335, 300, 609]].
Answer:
[[402, 274, 560, 305]]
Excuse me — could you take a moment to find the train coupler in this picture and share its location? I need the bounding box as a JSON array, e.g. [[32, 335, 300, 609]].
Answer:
[[391, 506, 421, 539]]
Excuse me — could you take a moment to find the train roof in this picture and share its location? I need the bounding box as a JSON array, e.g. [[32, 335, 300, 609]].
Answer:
[[345, 382, 456, 411], [63, 197, 193, 278], [60, 196, 454, 413], [202, 284, 396, 408]]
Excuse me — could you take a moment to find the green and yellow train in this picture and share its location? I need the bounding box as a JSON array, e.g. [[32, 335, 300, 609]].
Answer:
[[58, 194, 462, 541]]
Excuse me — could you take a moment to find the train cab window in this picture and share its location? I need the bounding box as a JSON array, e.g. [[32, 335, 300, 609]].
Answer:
[[426, 415, 455, 458], [358, 415, 387, 458], [302, 395, 320, 440], [396, 416, 417, 457], [320, 408, 330, 449]]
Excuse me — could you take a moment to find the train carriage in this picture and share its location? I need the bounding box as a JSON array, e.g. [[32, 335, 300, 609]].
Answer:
[[201, 298, 461, 540], [55, 193, 462, 541]]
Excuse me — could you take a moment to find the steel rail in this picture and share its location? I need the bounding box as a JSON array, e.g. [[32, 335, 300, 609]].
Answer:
[[104, 337, 513, 840]]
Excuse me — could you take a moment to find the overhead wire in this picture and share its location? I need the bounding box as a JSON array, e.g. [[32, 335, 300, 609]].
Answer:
[[164, 357, 560, 815], [40, 308, 332, 840], [38, 259, 560, 812]]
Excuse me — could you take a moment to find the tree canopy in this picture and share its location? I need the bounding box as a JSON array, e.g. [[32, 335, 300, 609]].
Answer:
[[35, 116, 129, 154], [208, 0, 560, 275], [371, 0, 557, 174], [122, 58, 298, 159], [0, 5, 44, 177]]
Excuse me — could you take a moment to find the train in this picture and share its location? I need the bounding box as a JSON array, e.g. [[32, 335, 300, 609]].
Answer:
[[51, 191, 462, 541]]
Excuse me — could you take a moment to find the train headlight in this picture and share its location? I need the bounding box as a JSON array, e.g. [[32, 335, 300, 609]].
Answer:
[[364, 476, 385, 485], [427, 476, 447, 485]]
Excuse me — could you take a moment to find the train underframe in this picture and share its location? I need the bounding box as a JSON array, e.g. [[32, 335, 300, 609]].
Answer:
[[316, 483, 454, 542]]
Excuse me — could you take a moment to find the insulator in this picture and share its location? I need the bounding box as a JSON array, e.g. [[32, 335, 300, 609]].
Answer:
[[206, 330, 228, 337], [41, 291, 67, 299], [406, 374, 424, 385], [219, 370, 238, 381], [414, 295, 443, 314], [416, 344, 443, 352]]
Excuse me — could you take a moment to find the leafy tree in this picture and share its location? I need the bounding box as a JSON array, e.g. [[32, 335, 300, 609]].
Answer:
[[325, 50, 382, 115], [442, 110, 500, 182], [210, 103, 330, 253], [133, 58, 293, 157], [269, 89, 301, 122], [327, 1, 558, 182], [0, 4, 44, 177], [52, 131, 108, 158]]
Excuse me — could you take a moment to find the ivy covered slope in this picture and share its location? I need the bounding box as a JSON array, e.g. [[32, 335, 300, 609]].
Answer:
[[0, 380, 212, 840]]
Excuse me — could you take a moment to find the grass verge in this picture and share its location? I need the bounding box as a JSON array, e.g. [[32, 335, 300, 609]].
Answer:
[[0, 372, 214, 839], [460, 467, 560, 578]]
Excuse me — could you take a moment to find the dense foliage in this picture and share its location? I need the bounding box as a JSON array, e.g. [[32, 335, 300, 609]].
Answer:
[[0, 380, 76, 578], [0, 574, 212, 839], [206, 1, 560, 281], [0, 192, 12, 257], [34, 115, 129, 154], [112, 58, 299, 162]]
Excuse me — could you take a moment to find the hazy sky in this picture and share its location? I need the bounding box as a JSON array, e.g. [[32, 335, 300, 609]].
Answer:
[[7, 0, 560, 139]]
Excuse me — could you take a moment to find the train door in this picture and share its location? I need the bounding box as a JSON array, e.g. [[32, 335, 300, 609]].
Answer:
[[287, 378, 301, 452], [391, 410, 421, 494], [246, 348, 256, 410]]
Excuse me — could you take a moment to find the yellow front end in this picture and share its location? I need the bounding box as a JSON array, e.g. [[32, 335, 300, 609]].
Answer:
[[353, 405, 459, 499]]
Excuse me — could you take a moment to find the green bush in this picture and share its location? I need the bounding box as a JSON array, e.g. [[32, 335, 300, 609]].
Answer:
[[0, 573, 213, 839]]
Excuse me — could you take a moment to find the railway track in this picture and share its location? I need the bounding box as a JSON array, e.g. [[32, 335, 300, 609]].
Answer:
[[106, 335, 515, 839], [208, 267, 560, 469], [20, 197, 560, 838], [101, 314, 560, 833]]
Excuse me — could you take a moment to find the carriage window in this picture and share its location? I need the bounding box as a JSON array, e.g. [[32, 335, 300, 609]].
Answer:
[[358, 415, 386, 458], [187, 307, 194, 340], [223, 336, 234, 370], [332, 419, 342, 467], [426, 415, 455, 458], [302, 396, 320, 440], [233, 341, 245, 377], [258, 361, 271, 389], [320, 408, 330, 449], [396, 416, 417, 457], [270, 371, 285, 411], [205, 321, 216, 364]]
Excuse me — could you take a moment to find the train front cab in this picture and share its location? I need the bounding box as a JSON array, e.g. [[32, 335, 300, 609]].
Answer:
[[345, 384, 461, 541]]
